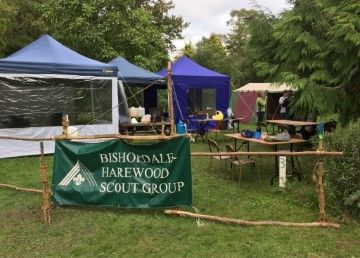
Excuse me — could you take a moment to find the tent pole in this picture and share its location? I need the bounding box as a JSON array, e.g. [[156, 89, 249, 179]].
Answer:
[[90, 81, 95, 119], [167, 61, 175, 135]]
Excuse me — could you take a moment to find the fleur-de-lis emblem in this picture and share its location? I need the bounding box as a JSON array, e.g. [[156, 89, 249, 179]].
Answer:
[[73, 174, 85, 186]]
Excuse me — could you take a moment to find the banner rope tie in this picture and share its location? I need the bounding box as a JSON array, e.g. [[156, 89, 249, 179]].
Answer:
[[192, 206, 205, 228]]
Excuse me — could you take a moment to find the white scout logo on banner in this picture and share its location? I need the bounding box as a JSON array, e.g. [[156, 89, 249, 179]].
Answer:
[[59, 160, 97, 187]]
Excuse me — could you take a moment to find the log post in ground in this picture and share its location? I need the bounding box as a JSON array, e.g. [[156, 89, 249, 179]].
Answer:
[[61, 114, 69, 138], [39, 142, 51, 226], [164, 209, 340, 229], [167, 61, 175, 135], [315, 140, 327, 222]]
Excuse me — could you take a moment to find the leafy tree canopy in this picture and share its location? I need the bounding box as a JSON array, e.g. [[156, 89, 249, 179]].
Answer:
[[252, 0, 360, 123], [0, 0, 46, 57], [41, 0, 188, 70], [190, 34, 237, 87], [226, 9, 273, 86], [178, 42, 195, 59], [0, 0, 187, 71]]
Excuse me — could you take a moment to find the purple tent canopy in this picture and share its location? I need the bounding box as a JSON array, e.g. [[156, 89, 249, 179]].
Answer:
[[158, 56, 230, 122]]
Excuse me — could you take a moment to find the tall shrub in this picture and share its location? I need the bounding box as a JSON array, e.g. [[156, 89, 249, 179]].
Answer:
[[324, 122, 360, 219]]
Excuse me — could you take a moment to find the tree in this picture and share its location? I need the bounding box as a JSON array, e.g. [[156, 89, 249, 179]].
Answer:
[[139, 0, 189, 51], [322, 0, 360, 123], [192, 34, 231, 79], [0, 0, 47, 57], [226, 9, 273, 87], [41, 0, 187, 70], [252, 0, 360, 123], [178, 42, 195, 59]]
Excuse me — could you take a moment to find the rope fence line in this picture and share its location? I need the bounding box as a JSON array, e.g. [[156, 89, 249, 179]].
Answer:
[[0, 133, 185, 141]]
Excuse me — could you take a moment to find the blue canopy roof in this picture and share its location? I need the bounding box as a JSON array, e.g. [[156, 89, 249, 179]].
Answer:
[[158, 56, 230, 122], [109, 56, 164, 84], [0, 34, 117, 76], [158, 56, 229, 79]]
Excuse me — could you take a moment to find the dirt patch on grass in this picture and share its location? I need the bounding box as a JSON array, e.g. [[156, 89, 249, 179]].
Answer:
[[0, 204, 41, 229]]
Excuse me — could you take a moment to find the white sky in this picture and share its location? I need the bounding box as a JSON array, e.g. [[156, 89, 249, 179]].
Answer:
[[170, 0, 292, 55]]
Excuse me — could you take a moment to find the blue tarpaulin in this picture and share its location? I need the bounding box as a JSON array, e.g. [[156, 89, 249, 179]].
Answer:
[[109, 56, 164, 84], [0, 35, 117, 76], [158, 56, 230, 122]]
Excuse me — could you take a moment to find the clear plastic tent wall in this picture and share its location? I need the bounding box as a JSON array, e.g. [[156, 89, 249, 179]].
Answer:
[[0, 74, 130, 158]]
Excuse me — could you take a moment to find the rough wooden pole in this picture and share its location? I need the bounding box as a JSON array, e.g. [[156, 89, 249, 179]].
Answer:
[[167, 61, 176, 135], [62, 114, 69, 138], [316, 140, 327, 222], [164, 209, 340, 228], [39, 142, 51, 226], [191, 151, 343, 157], [0, 183, 42, 193]]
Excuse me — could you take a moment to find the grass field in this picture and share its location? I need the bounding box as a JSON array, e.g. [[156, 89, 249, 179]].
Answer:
[[0, 134, 359, 257]]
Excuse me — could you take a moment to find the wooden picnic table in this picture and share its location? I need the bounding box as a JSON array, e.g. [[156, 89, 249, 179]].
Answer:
[[224, 133, 306, 185], [265, 119, 318, 136], [266, 119, 318, 127]]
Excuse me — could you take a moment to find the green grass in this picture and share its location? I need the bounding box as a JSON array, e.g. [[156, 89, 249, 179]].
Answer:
[[0, 135, 359, 257]]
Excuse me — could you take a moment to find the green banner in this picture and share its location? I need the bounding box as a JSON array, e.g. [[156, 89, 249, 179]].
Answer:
[[52, 137, 192, 208]]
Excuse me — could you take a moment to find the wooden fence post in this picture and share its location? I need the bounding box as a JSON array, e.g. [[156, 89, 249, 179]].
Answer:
[[39, 142, 51, 226], [62, 114, 69, 138], [167, 62, 175, 135], [315, 140, 327, 222]]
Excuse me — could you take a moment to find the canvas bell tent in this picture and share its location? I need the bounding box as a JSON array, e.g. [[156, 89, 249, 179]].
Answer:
[[0, 35, 129, 158], [231, 83, 293, 123], [158, 56, 230, 122], [108, 56, 166, 114]]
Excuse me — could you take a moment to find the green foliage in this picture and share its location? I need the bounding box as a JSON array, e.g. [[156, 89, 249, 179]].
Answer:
[[226, 9, 273, 86], [178, 42, 195, 59], [0, 0, 187, 71], [189, 9, 276, 88], [41, 0, 187, 70], [249, 0, 360, 124], [324, 122, 360, 219], [344, 190, 360, 209], [0, 0, 47, 57], [192, 34, 231, 80]]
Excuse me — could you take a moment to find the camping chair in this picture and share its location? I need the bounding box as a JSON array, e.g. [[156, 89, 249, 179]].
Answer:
[[225, 144, 260, 185], [207, 139, 230, 173], [184, 118, 198, 135], [208, 120, 225, 140]]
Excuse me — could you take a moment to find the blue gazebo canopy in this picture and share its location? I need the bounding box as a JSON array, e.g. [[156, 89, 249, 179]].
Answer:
[[109, 56, 164, 85], [0, 34, 117, 76], [158, 56, 230, 122], [109, 56, 166, 113]]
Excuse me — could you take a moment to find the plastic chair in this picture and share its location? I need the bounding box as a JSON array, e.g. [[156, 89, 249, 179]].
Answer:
[[207, 139, 230, 172], [225, 144, 260, 185]]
